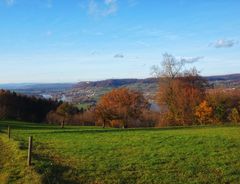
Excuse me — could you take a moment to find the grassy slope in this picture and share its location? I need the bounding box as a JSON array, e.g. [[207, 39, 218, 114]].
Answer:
[[0, 121, 240, 184], [0, 132, 41, 183]]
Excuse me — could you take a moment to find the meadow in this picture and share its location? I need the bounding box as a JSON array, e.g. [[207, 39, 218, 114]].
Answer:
[[0, 121, 240, 184]]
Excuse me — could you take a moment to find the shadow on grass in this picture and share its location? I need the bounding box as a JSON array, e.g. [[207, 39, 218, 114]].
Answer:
[[33, 149, 80, 184], [0, 121, 61, 130]]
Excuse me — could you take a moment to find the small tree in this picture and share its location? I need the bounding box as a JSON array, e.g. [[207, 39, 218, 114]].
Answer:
[[56, 103, 79, 128], [195, 100, 213, 125], [228, 108, 240, 124]]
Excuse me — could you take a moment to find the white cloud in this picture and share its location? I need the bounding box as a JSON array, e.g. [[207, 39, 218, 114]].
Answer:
[[212, 39, 238, 48], [88, 0, 118, 17], [4, 0, 15, 6], [114, 54, 124, 58], [180, 56, 204, 63]]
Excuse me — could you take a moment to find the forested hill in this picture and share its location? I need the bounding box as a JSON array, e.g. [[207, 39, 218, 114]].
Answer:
[[74, 73, 240, 89], [74, 78, 158, 89]]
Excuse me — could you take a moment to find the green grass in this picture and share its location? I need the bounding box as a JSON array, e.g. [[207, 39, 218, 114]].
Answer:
[[75, 103, 92, 110], [0, 130, 41, 184], [0, 121, 240, 184]]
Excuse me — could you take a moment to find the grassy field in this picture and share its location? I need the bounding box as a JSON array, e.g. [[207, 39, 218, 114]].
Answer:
[[0, 121, 240, 184]]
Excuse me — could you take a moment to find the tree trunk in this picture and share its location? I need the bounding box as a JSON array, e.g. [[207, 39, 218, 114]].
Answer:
[[61, 120, 65, 128], [102, 120, 105, 128], [122, 120, 127, 129]]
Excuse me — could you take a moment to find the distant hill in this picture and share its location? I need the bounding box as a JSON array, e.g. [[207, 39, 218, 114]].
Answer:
[[74, 78, 158, 89], [0, 83, 74, 90], [205, 74, 240, 88], [73, 74, 240, 89], [206, 73, 240, 81], [0, 74, 239, 106], [0, 83, 74, 98]]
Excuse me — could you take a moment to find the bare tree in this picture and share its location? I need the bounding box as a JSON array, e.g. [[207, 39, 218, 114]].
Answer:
[[151, 53, 186, 79]]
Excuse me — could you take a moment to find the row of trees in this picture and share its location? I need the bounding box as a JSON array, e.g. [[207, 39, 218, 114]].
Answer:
[[46, 89, 157, 128], [0, 90, 60, 122], [46, 102, 96, 126]]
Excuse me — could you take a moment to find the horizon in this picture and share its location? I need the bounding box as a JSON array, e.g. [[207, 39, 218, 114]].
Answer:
[[0, 73, 239, 85], [0, 0, 240, 83]]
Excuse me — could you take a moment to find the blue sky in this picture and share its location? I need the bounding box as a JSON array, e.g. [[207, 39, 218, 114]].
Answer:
[[0, 0, 240, 83]]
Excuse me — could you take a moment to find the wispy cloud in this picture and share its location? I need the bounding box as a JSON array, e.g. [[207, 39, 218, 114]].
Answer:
[[88, 0, 118, 17], [4, 0, 15, 6], [104, 0, 117, 16], [211, 39, 238, 48], [114, 54, 124, 58], [46, 0, 53, 8], [180, 56, 204, 63], [91, 51, 97, 56], [88, 0, 98, 15], [127, 0, 138, 7]]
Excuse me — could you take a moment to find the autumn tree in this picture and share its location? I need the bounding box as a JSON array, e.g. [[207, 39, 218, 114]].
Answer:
[[96, 88, 149, 128], [154, 53, 208, 125]]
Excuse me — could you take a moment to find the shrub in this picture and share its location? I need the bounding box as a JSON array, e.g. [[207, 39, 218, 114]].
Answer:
[[228, 108, 240, 124]]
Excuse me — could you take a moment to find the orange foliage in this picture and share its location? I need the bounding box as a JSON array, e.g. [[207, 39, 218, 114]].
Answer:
[[157, 74, 207, 126], [195, 100, 213, 125], [96, 88, 149, 128]]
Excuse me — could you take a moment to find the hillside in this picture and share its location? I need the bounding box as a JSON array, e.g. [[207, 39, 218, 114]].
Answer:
[[74, 78, 158, 88]]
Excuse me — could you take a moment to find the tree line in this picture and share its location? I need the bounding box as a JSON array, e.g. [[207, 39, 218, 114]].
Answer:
[[0, 90, 60, 122]]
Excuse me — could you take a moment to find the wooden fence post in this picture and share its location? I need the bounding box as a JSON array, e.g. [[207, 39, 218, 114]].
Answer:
[[61, 120, 65, 128], [27, 136, 33, 166], [8, 126, 10, 139]]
